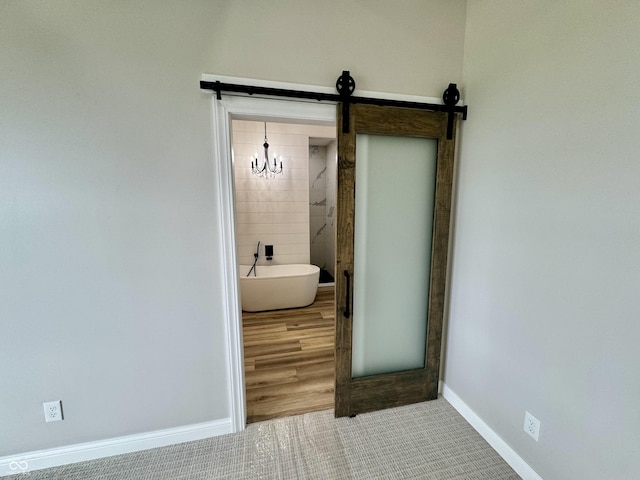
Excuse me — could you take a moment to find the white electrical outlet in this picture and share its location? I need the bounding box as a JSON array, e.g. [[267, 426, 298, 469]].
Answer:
[[523, 411, 540, 441], [43, 400, 63, 422]]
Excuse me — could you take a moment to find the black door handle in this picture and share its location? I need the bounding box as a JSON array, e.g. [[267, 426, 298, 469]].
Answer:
[[343, 270, 351, 318]]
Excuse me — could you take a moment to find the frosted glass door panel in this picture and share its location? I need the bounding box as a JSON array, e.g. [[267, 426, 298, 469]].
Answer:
[[351, 134, 438, 378]]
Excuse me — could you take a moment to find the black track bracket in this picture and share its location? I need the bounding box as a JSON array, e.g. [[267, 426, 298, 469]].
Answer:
[[336, 71, 356, 133]]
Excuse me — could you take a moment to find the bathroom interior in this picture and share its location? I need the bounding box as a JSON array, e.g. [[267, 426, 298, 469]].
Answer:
[[231, 119, 337, 423]]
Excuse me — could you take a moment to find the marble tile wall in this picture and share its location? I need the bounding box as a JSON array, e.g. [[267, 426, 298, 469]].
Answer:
[[309, 146, 327, 269], [324, 140, 337, 278], [309, 142, 337, 278]]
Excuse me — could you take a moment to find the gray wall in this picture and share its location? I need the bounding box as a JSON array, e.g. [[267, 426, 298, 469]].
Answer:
[[445, 2, 640, 479], [0, 0, 466, 457]]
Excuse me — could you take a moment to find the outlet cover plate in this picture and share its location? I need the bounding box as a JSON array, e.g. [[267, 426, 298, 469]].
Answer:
[[43, 400, 63, 422], [523, 411, 540, 441]]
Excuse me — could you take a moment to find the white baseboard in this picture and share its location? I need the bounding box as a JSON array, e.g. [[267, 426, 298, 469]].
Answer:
[[2, 390, 543, 479], [441, 383, 543, 480], [0, 418, 232, 477]]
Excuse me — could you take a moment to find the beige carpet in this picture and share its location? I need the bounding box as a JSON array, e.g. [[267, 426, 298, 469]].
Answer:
[[9, 398, 520, 479]]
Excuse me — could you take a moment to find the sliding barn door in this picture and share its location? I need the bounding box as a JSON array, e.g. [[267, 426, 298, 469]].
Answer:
[[334, 104, 456, 417]]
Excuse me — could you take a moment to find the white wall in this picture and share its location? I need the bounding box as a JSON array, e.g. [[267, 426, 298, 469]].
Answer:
[[0, 0, 467, 460], [446, 2, 640, 479]]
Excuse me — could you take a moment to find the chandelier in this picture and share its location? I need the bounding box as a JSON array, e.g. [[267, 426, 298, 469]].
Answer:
[[251, 122, 283, 178]]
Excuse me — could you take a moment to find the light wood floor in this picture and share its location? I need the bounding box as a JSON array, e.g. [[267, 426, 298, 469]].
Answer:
[[242, 287, 335, 424]]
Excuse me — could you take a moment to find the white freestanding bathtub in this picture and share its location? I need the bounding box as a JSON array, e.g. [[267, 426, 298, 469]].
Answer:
[[239, 264, 320, 312]]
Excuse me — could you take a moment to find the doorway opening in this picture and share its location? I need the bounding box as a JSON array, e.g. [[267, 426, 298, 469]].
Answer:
[[208, 80, 461, 431], [230, 117, 337, 424]]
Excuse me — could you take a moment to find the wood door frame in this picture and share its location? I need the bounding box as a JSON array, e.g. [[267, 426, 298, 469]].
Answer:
[[335, 103, 457, 417], [204, 73, 446, 432]]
